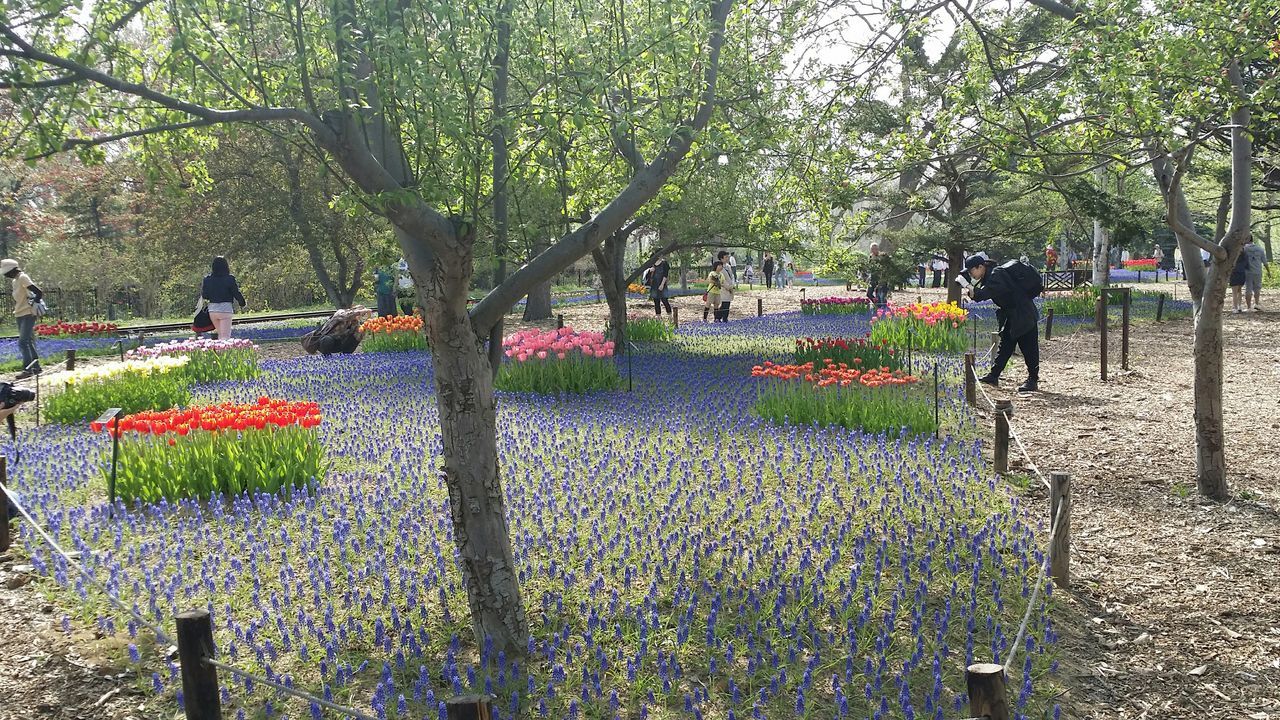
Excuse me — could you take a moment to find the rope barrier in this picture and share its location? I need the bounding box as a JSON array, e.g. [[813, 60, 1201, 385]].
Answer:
[[204, 657, 376, 720], [964, 362, 1064, 673], [0, 484, 175, 647], [1, 484, 375, 720]]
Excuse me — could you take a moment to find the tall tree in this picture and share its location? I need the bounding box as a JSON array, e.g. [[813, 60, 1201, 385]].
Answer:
[[0, 0, 789, 653]]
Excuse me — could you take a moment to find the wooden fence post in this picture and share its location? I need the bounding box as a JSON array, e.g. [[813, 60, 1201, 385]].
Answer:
[[993, 400, 1012, 475], [1121, 288, 1131, 371], [1044, 307, 1054, 341], [176, 609, 221, 720], [1097, 294, 1108, 381], [65, 349, 77, 371], [1050, 472, 1071, 588], [1156, 293, 1166, 322], [446, 695, 494, 720], [556, 314, 564, 330], [671, 307, 679, 328], [966, 663, 1010, 720], [757, 297, 763, 316], [963, 352, 976, 406], [1, 457, 11, 553]]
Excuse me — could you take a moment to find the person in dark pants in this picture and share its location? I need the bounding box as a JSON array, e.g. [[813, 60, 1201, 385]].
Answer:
[[374, 266, 398, 317], [715, 258, 735, 322], [964, 254, 1042, 393], [649, 256, 673, 315], [2, 259, 42, 378], [762, 252, 775, 289]]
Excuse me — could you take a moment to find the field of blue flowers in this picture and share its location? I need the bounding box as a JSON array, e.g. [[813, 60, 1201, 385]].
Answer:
[[9, 312, 1066, 720]]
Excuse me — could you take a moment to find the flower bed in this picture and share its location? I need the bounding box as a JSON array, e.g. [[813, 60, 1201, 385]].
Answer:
[[16, 346, 1060, 719], [46, 356, 191, 424], [360, 314, 428, 353], [752, 360, 935, 433], [36, 321, 118, 337], [869, 301, 969, 352], [1122, 257, 1158, 271], [496, 327, 619, 393], [625, 313, 675, 342], [92, 398, 324, 503], [127, 338, 260, 383], [795, 336, 901, 370], [800, 296, 870, 315]]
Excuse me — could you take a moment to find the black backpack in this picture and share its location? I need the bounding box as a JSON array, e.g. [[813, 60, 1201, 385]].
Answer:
[[999, 260, 1044, 298]]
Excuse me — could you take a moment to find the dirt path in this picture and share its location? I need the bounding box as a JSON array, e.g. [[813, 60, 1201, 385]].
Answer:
[[982, 310, 1280, 719]]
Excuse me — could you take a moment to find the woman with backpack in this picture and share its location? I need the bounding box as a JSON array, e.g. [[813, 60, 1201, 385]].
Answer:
[[197, 256, 247, 339], [2, 259, 43, 378]]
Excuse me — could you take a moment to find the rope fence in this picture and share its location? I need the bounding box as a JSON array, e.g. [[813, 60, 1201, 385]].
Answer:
[[965, 359, 1073, 689]]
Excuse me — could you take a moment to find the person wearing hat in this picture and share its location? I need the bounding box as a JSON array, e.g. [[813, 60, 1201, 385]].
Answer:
[[961, 253, 1042, 392], [2, 259, 43, 379]]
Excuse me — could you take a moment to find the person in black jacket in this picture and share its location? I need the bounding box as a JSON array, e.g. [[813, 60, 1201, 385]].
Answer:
[[965, 254, 1042, 392], [762, 252, 775, 289], [198, 256, 247, 339], [648, 256, 672, 316]]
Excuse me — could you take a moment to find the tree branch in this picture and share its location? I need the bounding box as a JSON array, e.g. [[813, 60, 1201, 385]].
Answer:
[[23, 119, 217, 160], [0, 22, 333, 141], [468, 0, 735, 332]]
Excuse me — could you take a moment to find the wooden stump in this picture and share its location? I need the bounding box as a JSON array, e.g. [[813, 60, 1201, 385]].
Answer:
[[176, 610, 221, 720], [1050, 472, 1071, 588], [966, 663, 1010, 720]]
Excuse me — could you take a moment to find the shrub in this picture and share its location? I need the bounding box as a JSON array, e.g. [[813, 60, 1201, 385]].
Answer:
[[868, 302, 968, 352], [360, 314, 428, 353], [751, 361, 935, 434], [794, 336, 901, 370], [93, 398, 324, 503], [800, 296, 870, 315], [626, 313, 675, 342], [46, 356, 191, 424], [496, 327, 620, 394], [127, 338, 260, 383]]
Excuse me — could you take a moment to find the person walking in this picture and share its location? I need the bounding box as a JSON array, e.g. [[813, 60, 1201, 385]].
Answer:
[[1152, 243, 1165, 270], [649, 256, 673, 316], [2, 259, 43, 378], [963, 254, 1043, 392], [1243, 236, 1268, 311], [703, 260, 724, 322], [762, 252, 775, 289], [374, 266, 398, 317], [716, 257, 736, 322], [1229, 250, 1248, 313], [197, 256, 247, 339], [931, 254, 947, 288]]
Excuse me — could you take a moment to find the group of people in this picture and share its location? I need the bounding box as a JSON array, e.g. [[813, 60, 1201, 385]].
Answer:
[[760, 252, 796, 289], [640, 250, 797, 323]]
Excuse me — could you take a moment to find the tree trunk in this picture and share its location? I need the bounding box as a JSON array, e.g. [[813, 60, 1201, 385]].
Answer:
[[1191, 256, 1230, 499], [592, 230, 629, 352], [522, 238, 553, 320], [488, 0, 512, 376], [945, 245, 965, 304], [419, 231, 530, 654]]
